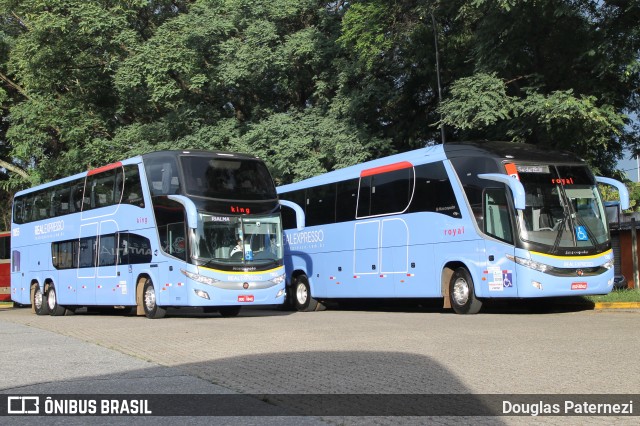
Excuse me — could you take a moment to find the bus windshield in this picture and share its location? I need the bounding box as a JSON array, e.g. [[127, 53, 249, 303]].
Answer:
[[193, 213, 283, 267], [515, 164, 608, 251], [181, 156, 276, 200]]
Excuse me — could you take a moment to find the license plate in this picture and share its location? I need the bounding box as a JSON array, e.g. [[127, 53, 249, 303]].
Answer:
[[571, 282, 588, 290], [238, 295, 254, 302]]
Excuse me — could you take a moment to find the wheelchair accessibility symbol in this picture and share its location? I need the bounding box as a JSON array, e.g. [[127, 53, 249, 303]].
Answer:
[[575, 226, 588, 241]]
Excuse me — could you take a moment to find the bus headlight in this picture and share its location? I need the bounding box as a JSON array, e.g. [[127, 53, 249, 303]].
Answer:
[[181, 269, 220, 286], [507, 255, 552, 273], [603, 259, 614, 270], [270, 274, 286, 285]]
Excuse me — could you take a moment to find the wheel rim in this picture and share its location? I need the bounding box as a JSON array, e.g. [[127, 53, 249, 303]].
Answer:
[[34, 288, 43, 310], [47, 288, 56, 310], [144, 286, 156, 311], [296, 282, 308, 305], [452, 277, 470, 306]]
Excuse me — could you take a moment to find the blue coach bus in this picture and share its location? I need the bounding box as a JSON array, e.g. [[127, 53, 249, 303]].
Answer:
[[11, 150, 302, 318], [278, 142, 629, 314]]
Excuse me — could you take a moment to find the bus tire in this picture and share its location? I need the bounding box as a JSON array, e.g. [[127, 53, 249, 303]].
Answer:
[[46, 284, 68, 316], [142, 279, 166, 319], [449, 267, 483, 315], [32, 284, 50, 316], [293, 274, 319, 312], [219, 306, 241, 317]]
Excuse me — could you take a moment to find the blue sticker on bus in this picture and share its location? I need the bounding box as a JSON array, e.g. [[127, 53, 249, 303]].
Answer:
[[575, 226, 588, 241]]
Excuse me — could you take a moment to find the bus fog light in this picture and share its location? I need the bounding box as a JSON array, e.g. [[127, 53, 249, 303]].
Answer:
[[276, 289, 285, 298], [194, 289, 210, 300], [532, 281, 543, 290]]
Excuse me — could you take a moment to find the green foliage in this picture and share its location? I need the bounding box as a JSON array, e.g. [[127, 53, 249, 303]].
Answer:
[[0, 0, 638, 228]]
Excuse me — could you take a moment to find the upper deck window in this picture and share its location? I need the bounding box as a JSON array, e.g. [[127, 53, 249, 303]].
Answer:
[[181, 156, 276, 200]]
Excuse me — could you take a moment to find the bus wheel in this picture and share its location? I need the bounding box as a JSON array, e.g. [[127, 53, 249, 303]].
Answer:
[[32, 285, 50, 316], [142, 279, 166, 319], [219, 306, 241, 317], [293, 275, 319, 312], [449, 267, 483, 315], [46, 285, 68, 316]]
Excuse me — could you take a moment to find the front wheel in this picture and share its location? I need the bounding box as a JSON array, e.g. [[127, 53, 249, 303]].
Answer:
[[142, 279, 166, 319], [449, 267, 483, 315], [292, 275, 321, 312]]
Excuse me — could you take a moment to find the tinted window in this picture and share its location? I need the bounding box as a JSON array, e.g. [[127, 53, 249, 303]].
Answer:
[[408, 162, 461, 217], [181, 156, 276, 200], [280, 190, 305, 230], [122, 165, 145, 207], [84, 167, 122, 210], [450, 157, 501, 227], [98, 234, 117, 267], [0, 235, 10, 260], [145, 155, 180, 196], [52, 240, 78, 269], [306, 184, 336, 227], [78, 237, 96, 268], [154, 198, 187, 260], [357, 167, 414, 218], [119, 233, 153, 264], [336, 179, 358, 223]]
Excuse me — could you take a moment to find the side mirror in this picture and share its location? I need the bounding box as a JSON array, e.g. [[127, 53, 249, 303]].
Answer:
[[596, 176, 630, 210]]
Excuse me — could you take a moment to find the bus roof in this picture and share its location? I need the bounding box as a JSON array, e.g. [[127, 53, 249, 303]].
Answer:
[[442, 141, 584, 163], [14, 150, 265, 197], [277, 141, 585, 193]]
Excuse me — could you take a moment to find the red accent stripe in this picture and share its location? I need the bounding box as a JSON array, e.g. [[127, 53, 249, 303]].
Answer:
[[360, 161, 413, 177], [87, 161, 123, 176]]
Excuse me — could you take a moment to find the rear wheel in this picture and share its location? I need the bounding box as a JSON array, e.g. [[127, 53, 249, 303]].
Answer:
[[219, 306, 241, 317], [449, 267, 483, 315], [142, 279, 166, 319], [32, 284, 50, 316], [47, 284, 68, 316], [293, 275, 320, 312]]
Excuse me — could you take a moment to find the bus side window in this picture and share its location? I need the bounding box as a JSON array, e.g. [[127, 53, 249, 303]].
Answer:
[[98, 234, 116, 267], [13, 197, 24, 224], [78, 236, 96, 268], [122, 165, 145, 207], [408, 162, 461, 217], [280, 190, 305, 230], [336, 179, 359, 223], [306, 184, 336, 227]]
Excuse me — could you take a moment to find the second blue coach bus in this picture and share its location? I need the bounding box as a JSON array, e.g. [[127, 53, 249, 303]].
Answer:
[[278, 141, 629, 314], [11, 150, 302, 318]]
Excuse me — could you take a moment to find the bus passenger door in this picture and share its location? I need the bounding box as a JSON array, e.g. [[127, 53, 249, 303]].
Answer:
[[77, 223, 98, 305], [96, 220, 125, 306], [482, 189, 518, 297], [354, 220, 380, 280]]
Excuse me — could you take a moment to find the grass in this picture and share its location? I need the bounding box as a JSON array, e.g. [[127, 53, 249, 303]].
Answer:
[[584, 288, 640, 303]]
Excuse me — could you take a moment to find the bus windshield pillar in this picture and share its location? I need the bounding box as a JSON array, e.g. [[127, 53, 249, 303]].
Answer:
[[167, 195, 198, 228], [279, 200, 305, 230]]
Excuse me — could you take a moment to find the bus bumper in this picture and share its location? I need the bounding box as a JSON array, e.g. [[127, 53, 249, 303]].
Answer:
[[514, 264, 614, 298]]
